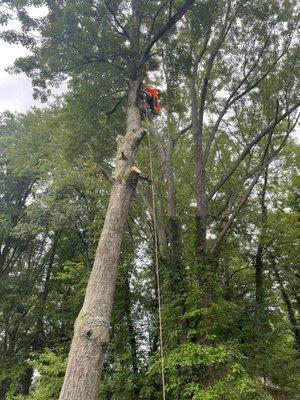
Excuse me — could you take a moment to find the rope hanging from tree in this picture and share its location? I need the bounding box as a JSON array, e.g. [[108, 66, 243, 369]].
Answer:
[[146, 116, 166, 400]]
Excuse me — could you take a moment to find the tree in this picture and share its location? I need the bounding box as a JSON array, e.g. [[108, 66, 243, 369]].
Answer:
[[1, 1, 300, 399], [0, 107, 108, 399], [1, 0, 196, 397], [187, 0, 300, 265]]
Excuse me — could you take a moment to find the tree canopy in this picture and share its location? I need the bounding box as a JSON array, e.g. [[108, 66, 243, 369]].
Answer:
[[0, 0, 299, 399]]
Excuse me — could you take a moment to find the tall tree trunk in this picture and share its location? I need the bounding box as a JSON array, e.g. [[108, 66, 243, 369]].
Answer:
[[274, 265, 300, 351], [153, 114, 184, 290], [189, 2, 235, 261], [254, 168, 268, 343], [20, 368, 34, 396], [124, 273, 140, 398], [0, 380, 8, 400], [165, 120, 184, 291], [165, 118, 189, 346], [153, 111, 187, 347], [36, 233, 60, 347], [190, 74, 208, 261], [155, 180, 168, 256], [59, 79, 145, 400], [20, 233, 61, 395]]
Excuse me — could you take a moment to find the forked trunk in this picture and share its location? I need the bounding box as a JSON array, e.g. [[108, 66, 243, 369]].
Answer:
[[59, 80, 145, 400]]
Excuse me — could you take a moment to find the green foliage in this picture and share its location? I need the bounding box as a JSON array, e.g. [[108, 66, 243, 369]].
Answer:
[[147, 343, 273, 399], [0, 0, 299, 398], [188, 377, 272, 400], [15, 351, 66, 400]]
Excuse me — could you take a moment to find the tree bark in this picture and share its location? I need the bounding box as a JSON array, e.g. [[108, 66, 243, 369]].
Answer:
[[58, 1, 195, 394], [254, 168, 268, 342], [20, 367, 34, 396], [190, 74, 208, 260], [165, 123, 183, 291], [274, 265, 300, 351], [124, 272, 140, 398], [59, 80, 145, 400], [0, 380, 8, 400]]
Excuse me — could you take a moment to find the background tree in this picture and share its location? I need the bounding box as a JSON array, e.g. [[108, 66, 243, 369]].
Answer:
[[0, 0, 299, 399]]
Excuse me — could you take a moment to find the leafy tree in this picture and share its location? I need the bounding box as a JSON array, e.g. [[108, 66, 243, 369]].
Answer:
[[0, 1, 299, 399]]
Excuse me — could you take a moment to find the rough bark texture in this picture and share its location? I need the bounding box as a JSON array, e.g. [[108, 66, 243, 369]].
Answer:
[[59, 81, 145, 400]]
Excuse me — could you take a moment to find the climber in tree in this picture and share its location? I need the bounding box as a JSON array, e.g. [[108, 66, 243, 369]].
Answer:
[[140, 84, 161, 117]]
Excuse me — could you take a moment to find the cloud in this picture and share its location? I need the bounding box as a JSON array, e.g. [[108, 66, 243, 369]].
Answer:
[[0, 38, 40, 113], [0, 68, 43, 113], [0, 39, 66, 114], [0, 6, 62, 114]]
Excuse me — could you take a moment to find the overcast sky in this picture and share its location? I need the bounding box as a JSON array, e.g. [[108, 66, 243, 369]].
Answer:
[[0, 40, 43, 113], [0, 5, 56, 114]]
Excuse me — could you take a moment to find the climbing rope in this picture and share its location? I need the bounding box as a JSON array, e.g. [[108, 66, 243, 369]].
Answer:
[[145, 115, 166, 400]]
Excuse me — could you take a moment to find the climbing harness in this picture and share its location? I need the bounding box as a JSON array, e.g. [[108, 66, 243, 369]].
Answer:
[[145, 114, 166, 400]]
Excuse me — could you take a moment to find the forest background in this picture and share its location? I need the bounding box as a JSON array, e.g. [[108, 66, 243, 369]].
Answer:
[[0, 0, 299, 399]]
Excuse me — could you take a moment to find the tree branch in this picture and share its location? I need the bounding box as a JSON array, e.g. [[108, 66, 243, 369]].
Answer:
[[204, 32, 294, 163], [106, 95, 126, 117], [172, 123, 192, 147], [208, 102, 300, 201], [211, 120, 279, 255], [103, 0, 131, 42], [139, 0, 195, 67], [226, 265, 252, 283], [147, 0, 170, 40], [244, 119, 299, 181]]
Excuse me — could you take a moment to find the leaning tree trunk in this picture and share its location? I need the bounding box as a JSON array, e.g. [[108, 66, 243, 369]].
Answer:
[[59, 79, 145, 400]]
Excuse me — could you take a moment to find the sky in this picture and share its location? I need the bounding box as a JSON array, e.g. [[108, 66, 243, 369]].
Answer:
[[0, 40, 43, 113], [0, 5, 58, 114]]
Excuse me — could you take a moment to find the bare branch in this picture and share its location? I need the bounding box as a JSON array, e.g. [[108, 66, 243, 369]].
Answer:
[[139, 0, 195, 67], [192, 27, 212, 70], [210, 110, 298, 255], [204, 40, 270, 161], [244, 113, 300, 181], [208, 102, 300, 201], [147, 0, 170, 39], [172, 123, 192, 147], [204, 14, 294, 163], [106, 95, 126, 117], [211, 169, 261, 255], [103, 0, 131, 42], [226, 265, 252, 283]]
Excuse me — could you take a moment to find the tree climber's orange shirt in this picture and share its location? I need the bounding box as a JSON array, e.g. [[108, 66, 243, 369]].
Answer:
[[145, 86, 160, 99]]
